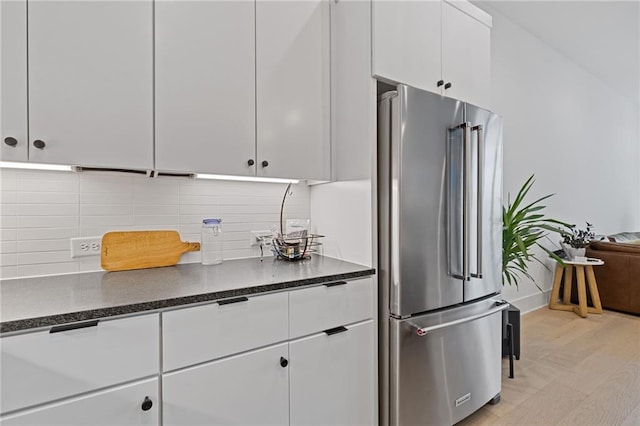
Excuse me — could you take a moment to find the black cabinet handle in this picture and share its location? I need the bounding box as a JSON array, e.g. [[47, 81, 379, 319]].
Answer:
[[324, 281, 347, 287], [261, 160, 269, 167], [247, 159, 255, 166], [217, 296, 248, 306], [280, 357, 288, 368], [444, 82, 452, 90], [50, 320, 99, 334], [33, 139, 46, 149], [324, 326, 348, 336], [141, 396, 153, 411], [4, 137, 18, 147], [437, 80, 444, 87]]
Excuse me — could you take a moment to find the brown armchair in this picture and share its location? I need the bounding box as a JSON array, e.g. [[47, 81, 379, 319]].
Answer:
[[584, 241, 640, 315]]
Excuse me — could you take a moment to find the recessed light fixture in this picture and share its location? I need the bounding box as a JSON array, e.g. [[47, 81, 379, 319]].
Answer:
[[194, 173, 299, 184], [0, 161, 74, 172]]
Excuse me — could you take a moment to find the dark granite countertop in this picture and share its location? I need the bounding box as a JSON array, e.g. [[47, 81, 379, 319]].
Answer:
[[0, 256, 375, 334]]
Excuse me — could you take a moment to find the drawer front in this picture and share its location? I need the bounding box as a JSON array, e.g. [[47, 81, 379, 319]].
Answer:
[[0, 378, 159, 426], [162, 292, 288, 371], [289, 277, 374, 339], [0, 314, 159, 414]]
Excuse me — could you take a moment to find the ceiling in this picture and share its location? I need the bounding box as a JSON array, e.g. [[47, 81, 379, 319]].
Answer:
[[475, 1, 640, 106]]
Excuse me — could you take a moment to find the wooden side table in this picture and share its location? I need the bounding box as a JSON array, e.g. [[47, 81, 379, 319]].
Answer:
[[548, 258, 604, 317]]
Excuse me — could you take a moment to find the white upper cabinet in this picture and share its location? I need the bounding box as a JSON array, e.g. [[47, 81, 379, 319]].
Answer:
[[27, 0, 153, 169], [372, 0, 491, 107], [256, 0, 331, 180], [155, 0, 256, 176], [372, 0, 442, 94], [441, 1, 491, 107], [1, 0, 28, 162]]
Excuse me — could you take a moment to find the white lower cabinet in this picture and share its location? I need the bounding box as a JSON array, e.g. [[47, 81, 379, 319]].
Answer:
[[0, 378, 159, 426], [161, 279, 376, 426], [290, 320, 375, 426], [0, 314, 159, 414], [163, 343, 289, 426]]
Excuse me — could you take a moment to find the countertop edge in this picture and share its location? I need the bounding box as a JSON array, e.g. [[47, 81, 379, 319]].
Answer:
[[0, 268, 375, 335]]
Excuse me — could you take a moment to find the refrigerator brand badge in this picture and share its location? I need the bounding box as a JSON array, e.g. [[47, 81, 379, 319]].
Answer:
[[455, 393, 471, 407]]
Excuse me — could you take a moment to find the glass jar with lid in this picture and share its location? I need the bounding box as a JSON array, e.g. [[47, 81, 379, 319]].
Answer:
[[201, 218, 223, 265]]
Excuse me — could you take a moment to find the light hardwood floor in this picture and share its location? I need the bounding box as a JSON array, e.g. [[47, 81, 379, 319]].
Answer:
[[458, 308, 640, 425]]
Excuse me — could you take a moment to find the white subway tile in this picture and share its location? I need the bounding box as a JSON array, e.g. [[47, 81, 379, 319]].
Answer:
[[17, 239, 70, 253], [18, 227, 78, 240], [1, 253, 18, 266], [1, 191, 17, 203], [80, 226, 134, 236], [18, 216, 79, 228], [0, 241, 17, 254], [79, 174, 133, 194], [134, 204, 180, 216], [80, 192, 133, 205], [0, 175, 18, 191], [18, 262, 79, 278], [179, 205, 221, 215], [18, 192, 79, 204], [80, 215, 134, 228], [179, 195, 219, 205], [18, 204, 79, 216], [133, 215, 180, 226], [80, 204, 134, 216], [17, 178, 78, 193], [1, 216, 18, 228], [180, 232, 200, 242], [179, 252, 201, 264], [134, 178, 180, 195], [0, 229, 17, 241], [0, 266, 18, 279], [177, 224, 201, 235], [135, 192, 180, 205], [1, 204, 18, 215], [18, 251, 74, 265], [78, 257, 102, 273]]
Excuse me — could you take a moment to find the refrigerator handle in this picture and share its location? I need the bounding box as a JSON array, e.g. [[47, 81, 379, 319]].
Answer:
[[412, 302, 509, 336], [463, 122, 471, 282], [471, 124, 484, 279]]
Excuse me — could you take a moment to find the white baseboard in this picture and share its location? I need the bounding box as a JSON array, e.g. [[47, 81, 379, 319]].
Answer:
[[504, 290, 551, 314]]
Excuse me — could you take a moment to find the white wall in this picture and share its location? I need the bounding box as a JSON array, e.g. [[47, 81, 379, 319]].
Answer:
[[489, 9, 640, 310], [0, 168, 309, 279], [310, 180, 373, 267]]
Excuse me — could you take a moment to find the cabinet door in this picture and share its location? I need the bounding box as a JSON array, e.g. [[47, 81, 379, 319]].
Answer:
[[0, 378, 158, 426], [27, 0, 153, 169], [441, 1, 491, 107], [163, 343, 289, 426], [1, 0, 28, 162], [256, 0, 330, 180], [155, 0, 256, 176], [372, 0, 442, 93], [290, 320, 375, 426]]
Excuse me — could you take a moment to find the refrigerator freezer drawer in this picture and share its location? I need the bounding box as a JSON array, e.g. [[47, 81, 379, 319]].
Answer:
[[389, 299, 504, 426]]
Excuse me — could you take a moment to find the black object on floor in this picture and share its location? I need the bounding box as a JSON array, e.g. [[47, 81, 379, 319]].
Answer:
[[502, 304, 521, 360]]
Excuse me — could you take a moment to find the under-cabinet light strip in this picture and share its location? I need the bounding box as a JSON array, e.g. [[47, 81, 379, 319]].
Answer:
[[0, 161, 74, 172], [194, 173, 299, 184]]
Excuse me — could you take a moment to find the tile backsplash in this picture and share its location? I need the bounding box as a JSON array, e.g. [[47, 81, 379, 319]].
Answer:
[[0, 168, 309, 279]]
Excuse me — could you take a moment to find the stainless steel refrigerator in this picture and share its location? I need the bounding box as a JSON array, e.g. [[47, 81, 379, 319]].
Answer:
[[378, 84, 509, 426]]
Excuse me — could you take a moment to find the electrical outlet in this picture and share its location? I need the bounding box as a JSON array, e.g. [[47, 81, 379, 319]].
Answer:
[[71, 237, 102, 258], [250, 230, 273, 247]]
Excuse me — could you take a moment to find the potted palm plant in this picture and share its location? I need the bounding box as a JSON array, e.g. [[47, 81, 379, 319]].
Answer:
[[502, 175, 570, 291]]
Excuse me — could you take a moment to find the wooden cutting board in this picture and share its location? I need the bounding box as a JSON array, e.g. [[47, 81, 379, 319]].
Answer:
[[101, 231, 200, 272]]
